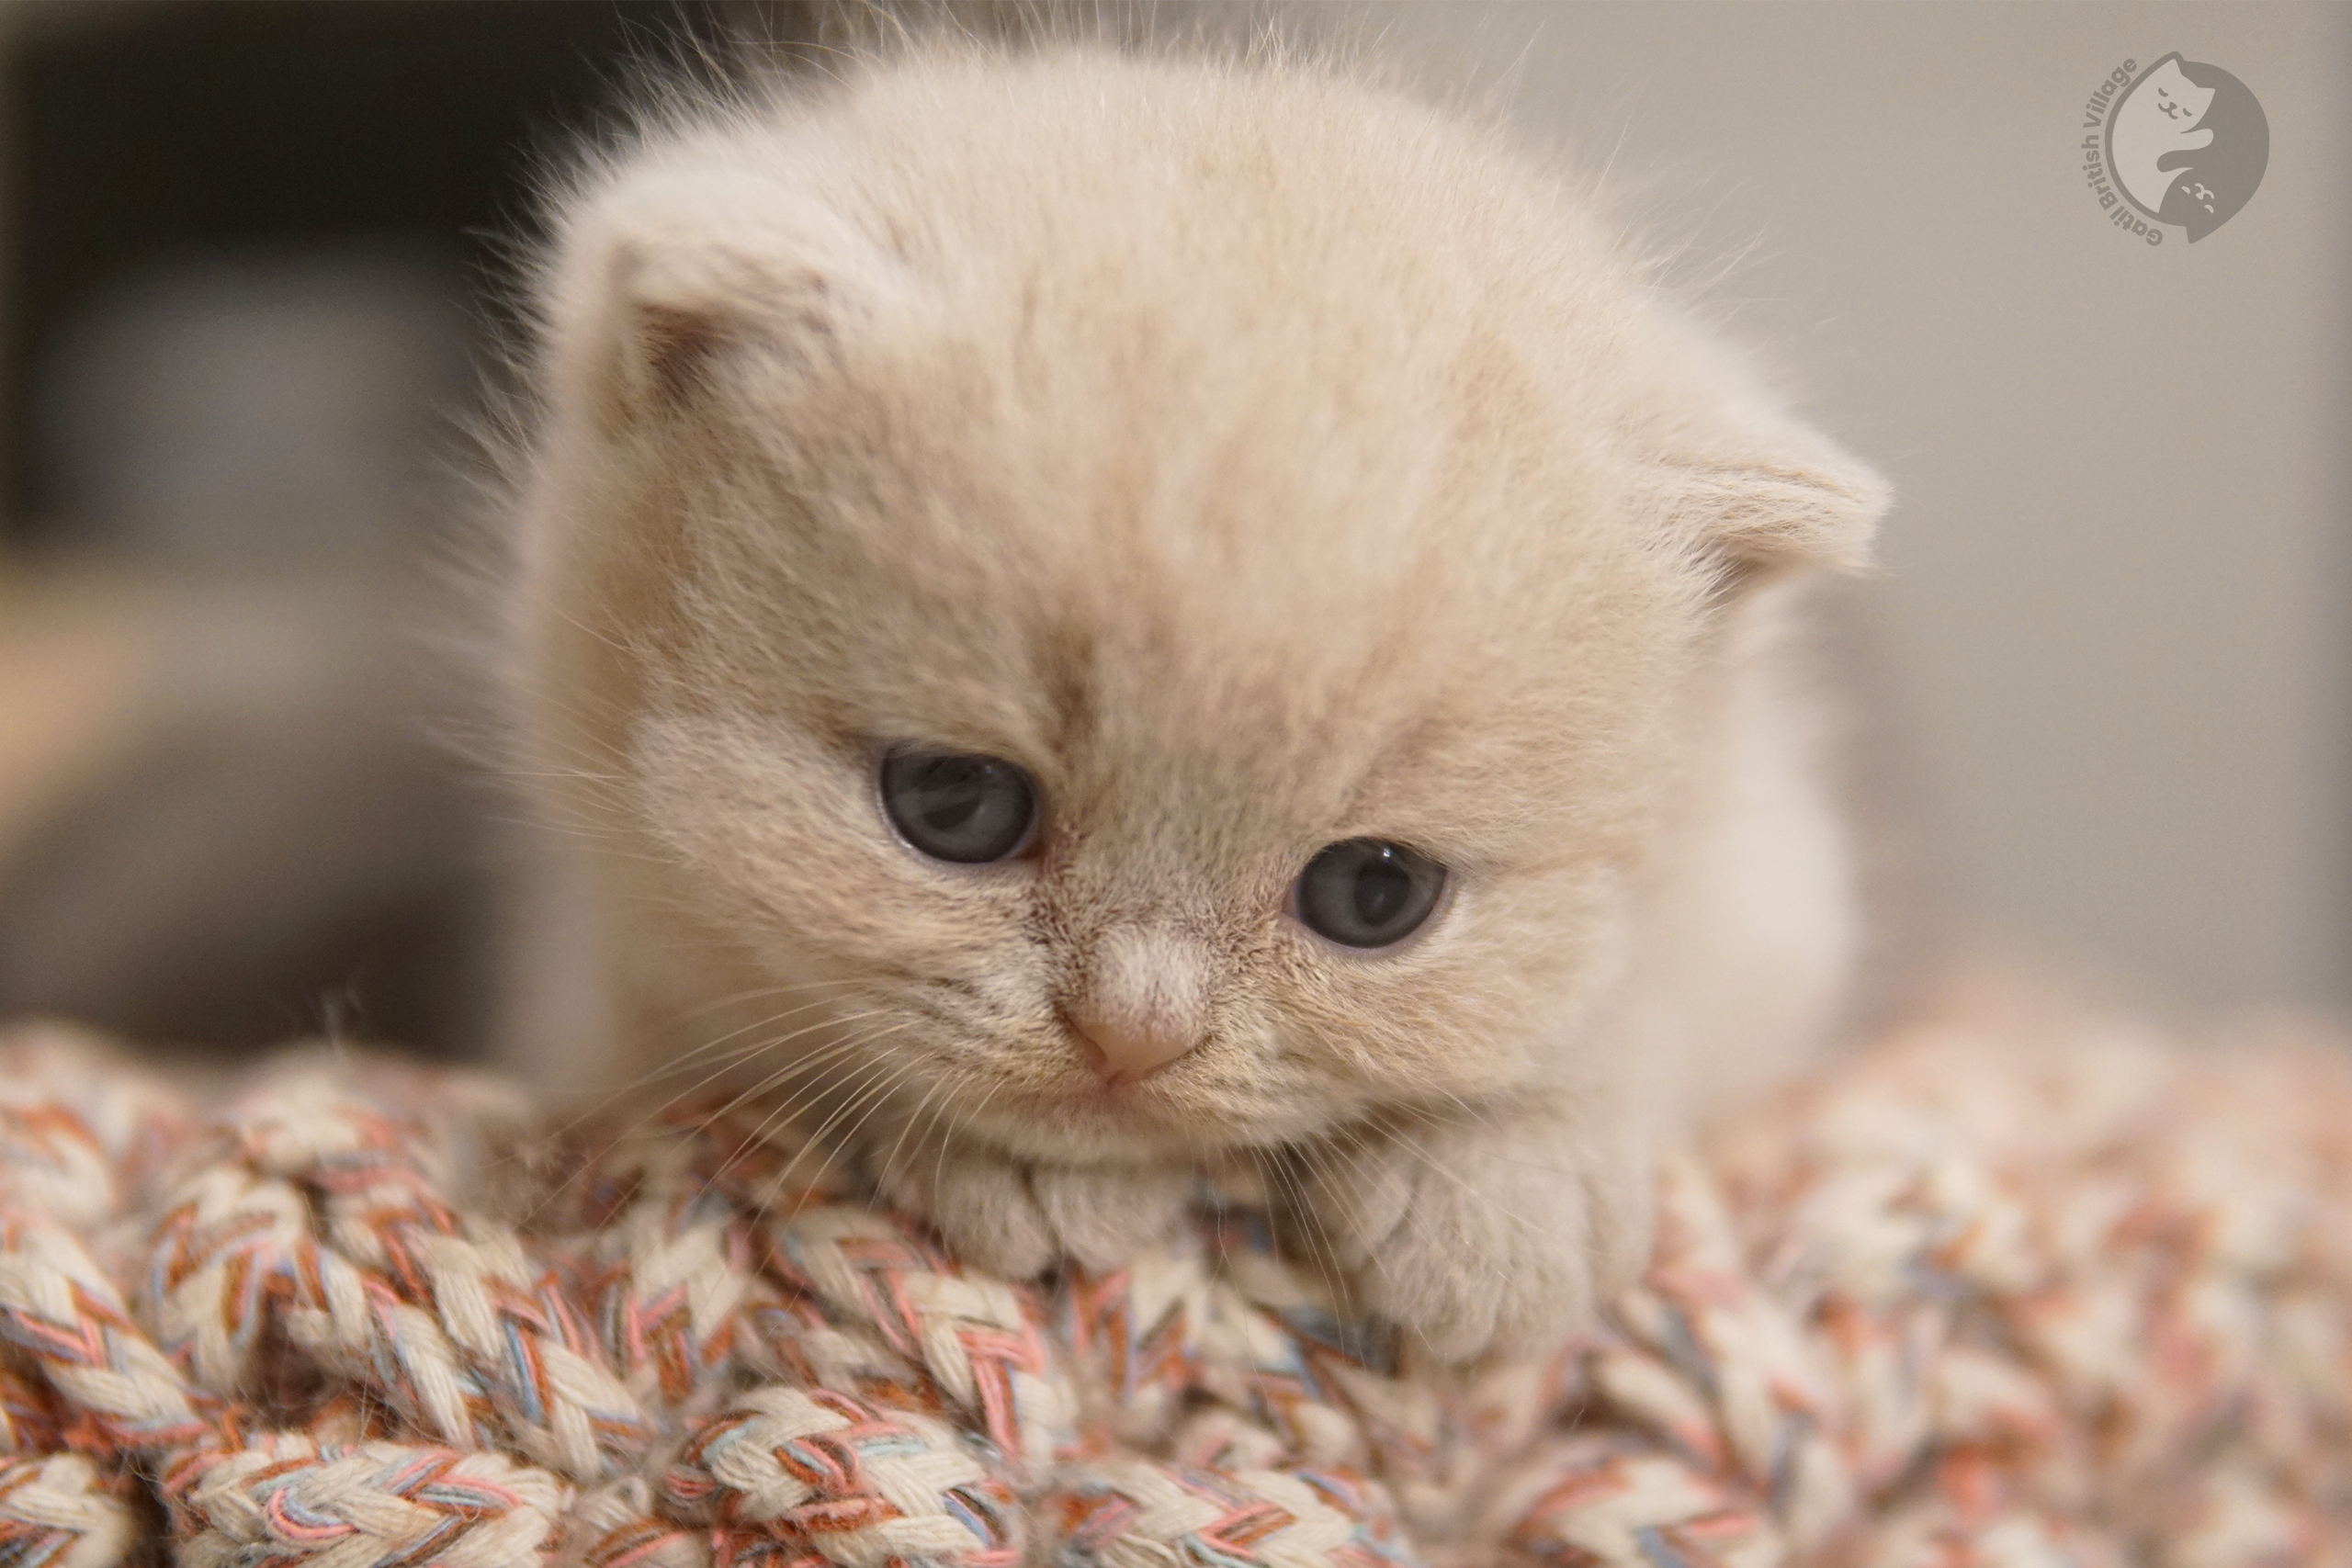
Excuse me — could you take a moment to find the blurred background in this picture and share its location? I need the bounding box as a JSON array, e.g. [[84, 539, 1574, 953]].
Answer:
[[0, 0, 2344, 1059]]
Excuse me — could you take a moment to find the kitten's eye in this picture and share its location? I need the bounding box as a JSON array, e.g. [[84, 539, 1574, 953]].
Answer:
[[879, 748, 1039, 863], [1291, 838, 1447, 949]]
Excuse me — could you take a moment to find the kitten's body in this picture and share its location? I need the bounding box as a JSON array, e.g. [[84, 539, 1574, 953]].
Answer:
[[503, 43, 1888, 1359]]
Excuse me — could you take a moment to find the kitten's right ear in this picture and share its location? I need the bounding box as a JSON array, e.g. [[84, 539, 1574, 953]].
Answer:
[[545, 168, 861, 439], [599, 243, 836, 433]]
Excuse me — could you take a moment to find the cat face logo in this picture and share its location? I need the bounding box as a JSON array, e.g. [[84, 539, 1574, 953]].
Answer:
[[2105, 53, 2268, 241]]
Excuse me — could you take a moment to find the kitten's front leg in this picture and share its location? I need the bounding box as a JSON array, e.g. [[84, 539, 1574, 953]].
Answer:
[[873, 1136, 1192, 1279], [1287, 1108, 1654, 1362]]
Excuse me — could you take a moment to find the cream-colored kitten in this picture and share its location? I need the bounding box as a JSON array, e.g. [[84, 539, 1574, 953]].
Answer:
[[502, 39, 1887, 1360]]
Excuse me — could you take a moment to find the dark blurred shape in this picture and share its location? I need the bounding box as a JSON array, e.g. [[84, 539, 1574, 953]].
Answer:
[[0, 1, 820, 1058], [0, 577, 496, 1056], [43, 247, 471, 560], [3, 0, 757, 541]]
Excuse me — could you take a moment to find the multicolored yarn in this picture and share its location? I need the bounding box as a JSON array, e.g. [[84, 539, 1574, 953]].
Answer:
[[0, 997, 2348, 1568]]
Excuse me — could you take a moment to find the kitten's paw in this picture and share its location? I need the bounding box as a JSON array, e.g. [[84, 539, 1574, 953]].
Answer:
[[874, 1141, 1189, 1280], [1029, 1164, 1192, 1275], [1295, 1117, 1652, 1363], [876, 1142, 1057, 1279]]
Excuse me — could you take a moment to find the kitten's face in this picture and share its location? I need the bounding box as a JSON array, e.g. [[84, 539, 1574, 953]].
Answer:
[[523, 51, 1879, 1164], [604, 329, 1694, 1164]]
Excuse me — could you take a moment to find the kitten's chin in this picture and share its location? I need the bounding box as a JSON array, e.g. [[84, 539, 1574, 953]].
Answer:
[[962, 1069, 1320, 1166]]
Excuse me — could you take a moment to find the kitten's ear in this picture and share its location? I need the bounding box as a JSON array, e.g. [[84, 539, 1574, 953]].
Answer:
[[546, 169, 863, 438], [616, 241, 855, 425], [594, 241, 835, 431], [1653, 415, 1889, 590]]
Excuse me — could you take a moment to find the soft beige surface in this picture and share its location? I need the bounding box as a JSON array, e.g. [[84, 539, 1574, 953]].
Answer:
[[0, 566, 165, 853], [0, 987, 2347, 1566]]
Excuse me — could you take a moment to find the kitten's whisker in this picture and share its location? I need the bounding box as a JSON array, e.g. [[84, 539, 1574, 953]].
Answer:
[[932, 1078, 1006, 1203], [1283, 1134, 1456, 1367], [747, 1042, 931, 1201], [875, 1072, 958, 1196], [650, 977, 874, 1031], [818, 1048, 939, 1179], [651, 994, 879, 1080], [1272, 1141, 1363, 1316], [519, 1029, 885, 1223], [1388, 1099, 1592, 1179], [526, 1004, 899, 1151], [689, 1010, 907, 1124], [690, 1037, 899, 1163], [1238, 1145, 1306, 1420], [538, 1023, 904, 1218], [698, 1040, 909, 1195], [715, 1024, 922, 1191]]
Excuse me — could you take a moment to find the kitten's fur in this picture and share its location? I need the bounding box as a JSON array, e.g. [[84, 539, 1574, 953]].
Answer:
[[503, 39, 1888, 1359]]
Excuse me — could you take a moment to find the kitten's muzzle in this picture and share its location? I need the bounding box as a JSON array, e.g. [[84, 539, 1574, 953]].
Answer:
[[1062, 923, 1213, 1086], [1063, 1001, 1203, 1085]]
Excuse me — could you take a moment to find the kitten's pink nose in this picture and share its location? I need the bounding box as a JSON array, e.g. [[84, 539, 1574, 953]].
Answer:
[[1066, 924, 1211, 1084], [1065, 1003, 1202, 1085]]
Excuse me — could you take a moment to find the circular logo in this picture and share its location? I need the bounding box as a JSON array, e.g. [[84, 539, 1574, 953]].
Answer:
[[2102, 53, 2269, 243]]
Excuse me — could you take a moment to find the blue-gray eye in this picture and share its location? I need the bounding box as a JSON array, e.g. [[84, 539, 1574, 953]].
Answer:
[[880, 749, 1039, 863], [1292, 839, 1447, 949]]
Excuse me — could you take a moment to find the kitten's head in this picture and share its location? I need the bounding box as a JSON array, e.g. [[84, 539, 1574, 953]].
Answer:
[[514, 47, 1884, 1162]]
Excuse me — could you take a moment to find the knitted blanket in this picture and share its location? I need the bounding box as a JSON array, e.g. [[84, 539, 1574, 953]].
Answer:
[[1, 1001, 2347, 1568]]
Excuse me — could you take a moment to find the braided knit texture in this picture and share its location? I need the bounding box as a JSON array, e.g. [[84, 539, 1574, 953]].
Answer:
[[1, 1000, 2348, 1568]]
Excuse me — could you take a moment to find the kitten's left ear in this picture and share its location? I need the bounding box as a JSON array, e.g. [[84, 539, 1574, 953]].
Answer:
[[1634, 317, 1889, 583], [1657, 416, 1889, 585]]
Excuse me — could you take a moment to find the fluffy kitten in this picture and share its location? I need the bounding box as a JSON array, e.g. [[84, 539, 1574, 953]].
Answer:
[[502, 39, 1888, 1360]]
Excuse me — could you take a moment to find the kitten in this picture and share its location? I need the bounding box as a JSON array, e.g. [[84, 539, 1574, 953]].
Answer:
[[500, 39, 1888, 1360]]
